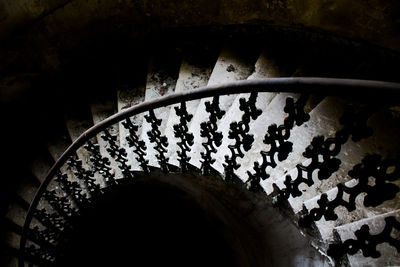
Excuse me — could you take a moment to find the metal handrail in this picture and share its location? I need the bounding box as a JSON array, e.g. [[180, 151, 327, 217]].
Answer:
[[18, 77, 400, 265]]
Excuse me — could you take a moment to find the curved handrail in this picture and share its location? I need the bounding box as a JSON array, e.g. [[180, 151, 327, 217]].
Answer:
[[18, 77, 400, 265]]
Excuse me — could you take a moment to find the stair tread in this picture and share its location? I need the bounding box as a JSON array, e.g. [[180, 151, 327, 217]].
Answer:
[[233, 93, 300, 183], [65, 108, 105, 188], [187, 45, 258, 169], [166, 56, 214, 167], [117, 86, 145, 171], [211, 48, 292, 176], [275, 106, 400, 215], [140, 51, 181, 168], [333, 210, 400, 267], [90, 100, 123, 179], [303, 177, 400, 241]]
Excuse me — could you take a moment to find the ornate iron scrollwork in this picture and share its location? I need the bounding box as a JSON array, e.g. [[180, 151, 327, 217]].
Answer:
[[200, 96, 225, 175], [144, 109, 169, 173], [224, 93, 261, 181], [55, 172, 87, 207], [328, 216, 400, 259], [101, 130, 134, 179], [83, 141, 116, 186], [67, 154, 102, 193], [42, 190, 76, 219], [273, 107, 373, 203], [299, 154, 400, 227], [173, 102, 194, 172], [122, 118, 149, 173], [26, 244, 56, 263], [247, 95, 310, 191], [29, 226, 58, 247], [33, 208, 67, 232]]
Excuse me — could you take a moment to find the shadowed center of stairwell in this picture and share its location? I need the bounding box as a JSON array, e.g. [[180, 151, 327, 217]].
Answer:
[[56, 182, 241, 267]]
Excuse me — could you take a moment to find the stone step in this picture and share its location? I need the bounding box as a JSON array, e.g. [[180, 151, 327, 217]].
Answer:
[[261, 96, 350, 196], [14, 171, 39, 206], [65, 107, 105, 187], [275, 105, 400, 214], [26, 146, 62, 198], [303, 174, 400, 242], [44, 123, 82, 190], [212, 47, 293, 176], [233, 92, 300, 183], [90, 100, 123, 179], [166, 48, 217, 167], [332, 210, 400, 267], [188, 44, 260, 169], [117, 85, 146, 171], [139, 49, 181, 168]]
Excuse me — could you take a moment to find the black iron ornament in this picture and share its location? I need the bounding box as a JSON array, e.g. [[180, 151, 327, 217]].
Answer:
[[224, 93, 261, 181], [26, 244, 56, 263], [200, 96, 225, 175], [173, 102, 194, 172], [67, 156, 101, 197], [42, 190, 76, 219], [55, 172, 87, 207], [145, 109, 170, 173], [29, 226, 58, 247], [299, 154, 400, 227], [83, 141, 116, 187], [272, 106, 373, 203], [247, 95, 310, 192], [122, 118, 149, 173], [328, 216, 400, 259], [33, 209, 66, 232], [101, 130, 134, 179]]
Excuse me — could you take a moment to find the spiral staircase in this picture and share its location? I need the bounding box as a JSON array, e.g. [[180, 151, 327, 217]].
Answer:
[[1, 18, 400, 267]]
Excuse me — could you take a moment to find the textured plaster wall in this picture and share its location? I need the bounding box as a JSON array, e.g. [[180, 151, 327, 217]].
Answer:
[[0, 0, 399, 50]]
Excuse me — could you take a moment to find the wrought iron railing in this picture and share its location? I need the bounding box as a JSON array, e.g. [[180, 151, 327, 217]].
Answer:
[[18, 78, 400, 266]]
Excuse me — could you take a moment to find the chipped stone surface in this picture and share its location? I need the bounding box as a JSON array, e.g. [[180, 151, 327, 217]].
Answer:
[[140, 55, 179, 167], [188, 45, 257, 168], [334, 210, 400, 267], [233, 93, 299, 183], [117, 86, 145, 171], [298, 109, 400, 241], [212, 48, 291, 175], [276, 105, 400, 217], [303, 177, 400, 241], [268, 97, 348, 194], [166, 58, 213, 167]]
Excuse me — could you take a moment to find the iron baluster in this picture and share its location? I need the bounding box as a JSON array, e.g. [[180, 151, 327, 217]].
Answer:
[[42, 191, 76, 219], [299, 154, 400, 227], [173, 101, 194, 172], [55, 172, 87, 208], [247, 95, 310, 192], [272, 107, 373, 204], [144, 109, 169, 173], [122, 118, 149, 173], [224, 93, 261, 181], [200, 96, 225, 175], [83, 141, 116, 186], [101, 129, 134, 179], [67, 155, 102, 194]]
